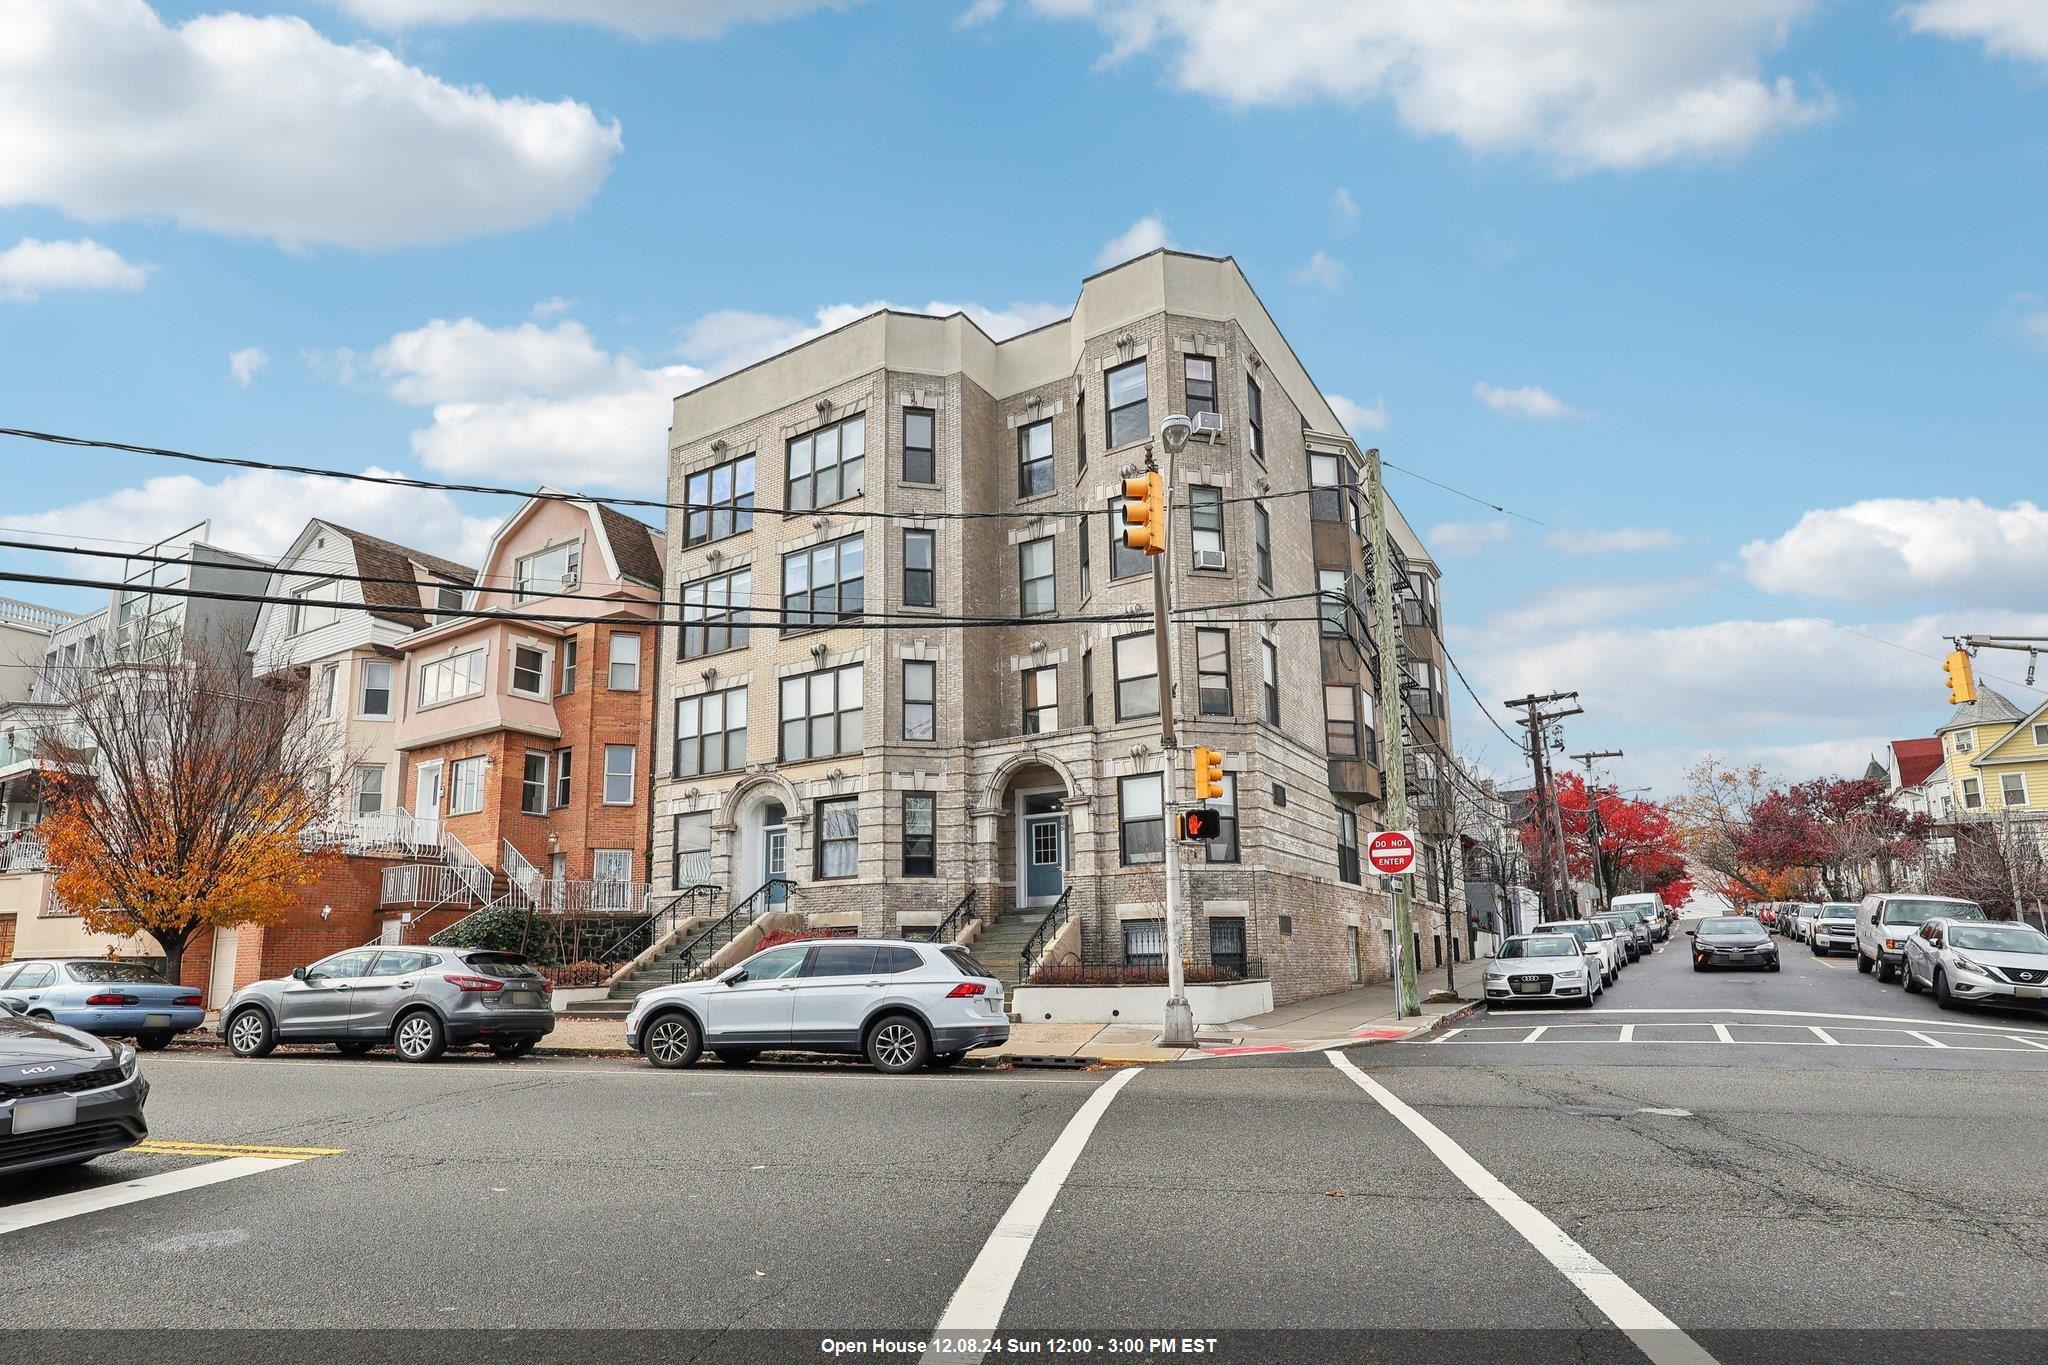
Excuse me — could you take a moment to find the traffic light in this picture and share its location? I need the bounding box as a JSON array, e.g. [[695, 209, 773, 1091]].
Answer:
[[1121, 471, 1165, 556], [1944, 649, 1977, 705], [1192, 746, 1225, 801], [1180, 808, 1222, 841]]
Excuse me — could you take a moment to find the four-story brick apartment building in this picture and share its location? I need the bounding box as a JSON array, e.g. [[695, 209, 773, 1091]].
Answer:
[[651, 251, 1458, 1004]]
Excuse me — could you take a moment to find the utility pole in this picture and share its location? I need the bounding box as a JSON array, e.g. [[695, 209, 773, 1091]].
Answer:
[[1367, 447, 1421, 1018], [1571, 750, 1622, 910], [1505, 691, 1581, 918]]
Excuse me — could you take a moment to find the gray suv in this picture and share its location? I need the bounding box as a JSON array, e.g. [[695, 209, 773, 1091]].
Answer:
[[218, 946, 555, 1063]]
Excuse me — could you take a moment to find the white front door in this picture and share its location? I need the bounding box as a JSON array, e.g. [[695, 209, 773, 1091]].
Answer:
[[413, 761, 443, 841], [208, 926, 240, 1007]]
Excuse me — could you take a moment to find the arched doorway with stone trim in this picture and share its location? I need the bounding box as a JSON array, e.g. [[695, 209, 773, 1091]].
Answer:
[[976, 752, 1086, 915], [723, 773, 803, 911]]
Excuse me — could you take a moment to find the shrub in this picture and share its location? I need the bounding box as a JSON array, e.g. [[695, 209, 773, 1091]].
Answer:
[[749, 927, 855, 952], [541, 960, 607, 988]]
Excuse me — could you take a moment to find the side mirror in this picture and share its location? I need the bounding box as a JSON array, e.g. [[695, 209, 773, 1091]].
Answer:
[[719, 967, 747, 986], [291, 966, 310, 982], [1686, 930, 1697, 939]]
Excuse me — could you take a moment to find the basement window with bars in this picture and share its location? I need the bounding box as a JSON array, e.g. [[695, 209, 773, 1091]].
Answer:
[[1122, 919, 1165, 969]]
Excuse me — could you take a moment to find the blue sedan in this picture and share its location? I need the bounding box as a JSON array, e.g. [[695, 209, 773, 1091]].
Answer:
[[0, 959, 206, 1049]]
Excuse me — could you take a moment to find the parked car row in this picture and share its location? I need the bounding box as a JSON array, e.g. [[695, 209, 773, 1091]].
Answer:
[[1486, 900, 1671, 1007], [0, 959, 205, 1049]]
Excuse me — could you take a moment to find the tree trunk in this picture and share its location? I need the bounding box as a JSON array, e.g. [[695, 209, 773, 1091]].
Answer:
[[151, 926, 195, 986]]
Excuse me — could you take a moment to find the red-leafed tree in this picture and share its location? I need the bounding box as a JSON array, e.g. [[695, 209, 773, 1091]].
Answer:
[[1734, 775, 1929, 901], [1521, 772, 1692, 905]]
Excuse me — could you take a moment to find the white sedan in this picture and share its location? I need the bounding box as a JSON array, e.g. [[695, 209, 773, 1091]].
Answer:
[[1484, 933, 1602, 1008]]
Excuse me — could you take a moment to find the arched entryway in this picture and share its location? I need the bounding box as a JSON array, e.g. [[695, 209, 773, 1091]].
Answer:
[[995, 760, 1070, 912], [728, 778, 797, 910]]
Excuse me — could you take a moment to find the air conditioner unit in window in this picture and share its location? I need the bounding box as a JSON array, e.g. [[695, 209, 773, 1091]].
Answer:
[[1190, 411, 1225, 440], [1193, 549, 1227, 571], [561, 569, 580, 590]]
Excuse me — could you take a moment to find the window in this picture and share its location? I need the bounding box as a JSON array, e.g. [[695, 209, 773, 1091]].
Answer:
[[1017, 419, 1054, 498], [1325, 685, 1358, 757], [1319, 569, 1349, 638], [809, 943, 879, 977], [602, 745, 636, 805], [510, 645, 547, 698], [1079, 513, 1092, 598], [1106, 358, 1148, 448], [902, 530, 935, 609], [1362, 686, 1378, 764], [1337, 808, 1361, 884], [357, 660, 392, 717], [903, 407, 935, 484], [1123, 919, 1165, 969], [1254, 504, 1272, 589], [353, 765, 385, 818], [1261, 642, 1280, 725], [318, 663, 338, 720], [1309, 451, 1351, 523], [1184, 355, 1217, 420], [815, 796, 858, 879], [593, 849, 632, 884], [672, 812, 711, 889], [1023, 665, 1058, 734], [1955, 730, 1975, 753], [514, 542, 580, 602], [673, 686, 747, 777], [1019, 536, 1055, 616], [1203, 775, 1238, 864], [290, 579, 340, 633], [607, 632, 641, 690], [449, 757, 486, 815], [433, 584, 466, 623], [2036, 723, 2048, 748], [1114, 632, 1159, 720], [1107, 497, 1148, 581], [781, 534, 864, 633], [2001, 773, 2030, 807], [560, 638, 578, 694], [521, 752, 549, 815], [1081, 648, 1095, 726], [680, 568, 751, 659], [1196, 629, 1231, 715], [1076, 390, 1088, 471], [780, 663, 863, 762], [903, 793, 936, 877], [683, 453, 757, 547], [418, 649, 485, 707], [1960, 777, 1983, 810], [554, 748, 572, 807], [903, 661, 936, 741], [1119, 773, 1165, 865], [786, 413, 866, 511], [1189, 485, 1224, 564], [1209, 917, 1246, 975], [1247, 375, 1265, 463]]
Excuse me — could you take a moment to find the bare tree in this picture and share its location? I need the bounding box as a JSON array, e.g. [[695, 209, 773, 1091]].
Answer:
[[1671, 757, 1778, 901]]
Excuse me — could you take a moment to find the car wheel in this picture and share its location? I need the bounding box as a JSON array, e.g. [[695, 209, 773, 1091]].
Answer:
[[335, 1040, 375, 1055], [1876, 958, 1897, 984], [135, 1031, 173, 1052], [226, 1007, 276, 1058], [1811, 945, 1825, 957], [392, 1010, 446, 1063], [1692, 959, 1704, 972], [929, 1051, 964, 1069], [713, 1050, 756, 1066], [489, 1038, 536, 1059], [1933, 969, 1959, 1012], [1856, 951, 1874, 974], [1768, 960, 1781, 972], [1902, 963, 1923, 994], [644, 1011, 701, 1069], [866, 1014, 930, 1074]]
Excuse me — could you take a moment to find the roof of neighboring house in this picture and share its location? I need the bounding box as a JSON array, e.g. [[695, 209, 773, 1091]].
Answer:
[[592, 503, 664, 589], [1890, 737, 1944, 790], [322, 523, 476, 631], [1942, 686, 2024, 732], [1970, 698, 2048, 768]]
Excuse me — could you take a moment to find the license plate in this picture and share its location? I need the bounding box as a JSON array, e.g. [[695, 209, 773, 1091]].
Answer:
[[2016, 985, 2045, 999], [12, 1094, 78, 1135], [1513, 980, 1543, 995], [144, 1013, 171, 1028], [504, 992, 540, 1008]]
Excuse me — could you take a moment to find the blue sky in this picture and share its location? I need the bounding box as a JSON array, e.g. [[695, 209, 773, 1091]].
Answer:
[[4, 0, 2048, 794]]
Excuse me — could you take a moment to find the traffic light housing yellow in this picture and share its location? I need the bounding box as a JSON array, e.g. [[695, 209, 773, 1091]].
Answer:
[[1121, 471, 1165, 556], [1192, 746, 1225, 802], [1944, 649, 1977, 705]]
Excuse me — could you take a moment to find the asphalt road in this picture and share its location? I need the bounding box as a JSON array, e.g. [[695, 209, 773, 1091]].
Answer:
[[5, 920, 2046, 1364]]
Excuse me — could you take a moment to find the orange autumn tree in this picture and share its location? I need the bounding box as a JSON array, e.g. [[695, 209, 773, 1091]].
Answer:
[[39, 647, 335, 982]]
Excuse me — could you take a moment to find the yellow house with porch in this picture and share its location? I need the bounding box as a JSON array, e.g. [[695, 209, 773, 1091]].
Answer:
[[1936, 687, 2048, 817]]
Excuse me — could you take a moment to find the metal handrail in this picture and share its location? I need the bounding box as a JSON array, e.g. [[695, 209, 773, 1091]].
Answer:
[[915, 887, 977, 943], [665, 878, 796, 984], [588, 884, 722, 970], [501, 839, 542, 906], [1017, 887, 1073, 985]]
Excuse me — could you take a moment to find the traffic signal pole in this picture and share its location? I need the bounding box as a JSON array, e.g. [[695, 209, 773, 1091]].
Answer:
[[1366, 447, 1422, 1020], [1143, 450, 1197, 1049]]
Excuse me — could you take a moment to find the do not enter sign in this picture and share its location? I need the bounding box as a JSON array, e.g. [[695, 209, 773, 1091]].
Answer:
[[1366, 830, 1417, 877]]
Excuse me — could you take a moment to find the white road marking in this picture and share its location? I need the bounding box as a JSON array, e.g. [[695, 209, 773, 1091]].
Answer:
[[0, 1156, 300, 1238], [1496, 1006, 2048, 1037], [1710, 1023, 1733, 1044], [1330, 1053, 1717, 1365], [1809, 1027, 1840, 1046], [1618, 1025, 1635, 1043], [1522, 1026, 1548, 1044], [1905, 1031, 1949, 1049], [931, 1066, 1142, 1358], [2011, 1035, 2048, 1052], [1433, 1028, 1466, 1044]]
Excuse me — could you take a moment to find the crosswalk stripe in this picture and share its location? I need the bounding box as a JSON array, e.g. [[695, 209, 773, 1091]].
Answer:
[[0, 1157, 300, 1238]]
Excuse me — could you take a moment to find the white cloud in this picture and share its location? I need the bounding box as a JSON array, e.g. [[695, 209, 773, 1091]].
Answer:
[[325, 0, 861, 39], [1903, 0, 2048, 64], [1293, 250, 1349, 291], [1426, 520, 1512, 558], [1096, 215, 1174, 269], [1331, 186, 1359, 231], [0, 0, 621, 251], [956, 0, 1005, 28], [0, 237, 153, 302], [2022, 311, 2048, 345], [1544, 526, 1687, 555], [369, 317, 627, 405], [1328, 393, 1390, 434], [1740, 497, 2048, 608], [1031, 0, 1831, 171], [228, 347, 269, 388], [1481, 579, 1700, 635], [7, 468, 499, 570], [530, 295, 573, 320], [1474, 380, 1581, 420]]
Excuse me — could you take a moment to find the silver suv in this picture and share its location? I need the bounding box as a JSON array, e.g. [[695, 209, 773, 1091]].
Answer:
[[218, 946, 555, 1063], [626, 938, 1010, 1073]]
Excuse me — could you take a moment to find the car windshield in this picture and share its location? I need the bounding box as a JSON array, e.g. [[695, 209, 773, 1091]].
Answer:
[[1700, 919, 1763, 937], [1499, 938, 1578, 959], [64, 961, 166, 983], [1538, 923, 1593, 943], [1884, 898, 1984, 926], [1948, 924, 2048, 954], [461, 952, 543, 979], [1820, 905, 1856, 919]]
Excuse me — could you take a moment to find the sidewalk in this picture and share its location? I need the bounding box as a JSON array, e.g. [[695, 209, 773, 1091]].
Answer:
[[532, 957, 1485, 1064]]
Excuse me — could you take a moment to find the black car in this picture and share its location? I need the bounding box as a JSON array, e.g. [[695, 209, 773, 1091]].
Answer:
[[1, 999, 150, 1176], [1690, 916, 1781, 972]]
